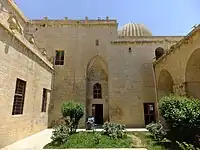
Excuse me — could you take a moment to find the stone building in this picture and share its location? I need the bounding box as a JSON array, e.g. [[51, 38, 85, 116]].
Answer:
[[28, 18, 183, 128], [153, 24, 200, 101], [0, 0, 53, 148], [1, 0, 199, 148]]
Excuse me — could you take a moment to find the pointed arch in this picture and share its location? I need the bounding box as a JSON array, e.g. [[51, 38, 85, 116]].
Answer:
[[87, 55, 108, 72], [86, 55, 108, 81], [85, 55, 109, 124], [185, 48, 200, 99], [157, 69, 174, 99]]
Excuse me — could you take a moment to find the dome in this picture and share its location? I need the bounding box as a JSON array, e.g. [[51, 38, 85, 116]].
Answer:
[[118, 23, 152, 37]]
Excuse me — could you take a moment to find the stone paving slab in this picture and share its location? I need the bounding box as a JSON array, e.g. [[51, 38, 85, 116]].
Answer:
[[1, 129, 52, 150], [1, 128, 148, 150]]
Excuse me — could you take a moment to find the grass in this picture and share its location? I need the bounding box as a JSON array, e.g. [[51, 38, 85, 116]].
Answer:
[[44, 131, 133, 149], [133, 132, 177, 150], [44, 131, 178, 149]]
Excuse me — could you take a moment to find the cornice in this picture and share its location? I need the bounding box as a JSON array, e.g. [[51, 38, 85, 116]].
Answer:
[[0, 20, 54, 71], [110, 36, 182, 45], [111, 40, 165, 45], [117, 35, 183, 39], [30, 19, 118, 27], [153, 24, 200, 66]]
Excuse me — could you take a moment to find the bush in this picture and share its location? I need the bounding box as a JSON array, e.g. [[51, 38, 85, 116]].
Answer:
[[51, 125, 70, 146], [61, 101, 84, 133], [159, 95, 200, 144], [177, 141, 200, 150], [102, 122, 127, 139], [146, 121, 167, 141]]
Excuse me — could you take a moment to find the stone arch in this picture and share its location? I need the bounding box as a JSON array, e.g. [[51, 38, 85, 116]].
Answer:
[[86, 55, 109, 124], [185, 48, 200, 99], [157, 69, 174, 100], [155, 47, 165, 60], [86, 55, 108, 76]]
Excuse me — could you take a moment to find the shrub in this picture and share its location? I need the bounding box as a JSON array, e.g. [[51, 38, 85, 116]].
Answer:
[[102, 122, 127, 139], [61, 101, 84, 133], [159, 95, 200, 144], [146, 121, 167, 141], [177, 141, 200, 150], [51, 125, 70, 146]]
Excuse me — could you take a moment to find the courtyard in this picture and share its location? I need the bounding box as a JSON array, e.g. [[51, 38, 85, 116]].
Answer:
[[1, 129, 148, 150], [0, 0, 200, 150]]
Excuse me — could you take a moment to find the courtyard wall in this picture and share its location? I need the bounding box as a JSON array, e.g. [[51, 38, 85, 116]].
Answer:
[[29, 17, 182, 127], [28, 18, 118, 127], [108, 36, 182, 127], [0, 1, 53, 148], [154, 25, 200, 100]]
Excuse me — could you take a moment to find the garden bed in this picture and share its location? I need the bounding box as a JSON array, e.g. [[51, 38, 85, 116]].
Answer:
[[44, 98, 200, 150], [44, 131, 134, 149], [44, 131, 173, 149]]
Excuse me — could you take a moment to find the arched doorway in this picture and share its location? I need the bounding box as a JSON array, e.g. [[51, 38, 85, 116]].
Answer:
[[158, 69, 173, 100], [185, 48, 200, 99], [86, 55, 109, 125]]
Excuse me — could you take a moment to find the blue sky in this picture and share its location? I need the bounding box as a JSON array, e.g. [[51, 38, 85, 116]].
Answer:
[[15, 0, 200, 36]]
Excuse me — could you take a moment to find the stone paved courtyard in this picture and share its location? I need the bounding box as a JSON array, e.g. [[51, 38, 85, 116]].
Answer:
[[0, 129, 148, 150]]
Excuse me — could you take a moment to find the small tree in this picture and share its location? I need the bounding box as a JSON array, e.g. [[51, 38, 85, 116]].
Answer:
[[51, 125, 70, 146], [159, 95, 200, 144], [61, 101, 84, 133], [146, 121, 167, 141]]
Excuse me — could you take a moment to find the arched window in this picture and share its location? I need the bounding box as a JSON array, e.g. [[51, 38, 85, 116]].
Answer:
[[155, 47, 164, 60], [93, 83, 102, 99]]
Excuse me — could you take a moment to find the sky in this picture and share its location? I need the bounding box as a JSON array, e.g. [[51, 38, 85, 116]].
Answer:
[[14, 0, 200, 36]]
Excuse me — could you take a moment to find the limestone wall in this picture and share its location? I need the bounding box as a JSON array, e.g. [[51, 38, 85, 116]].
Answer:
[[154, 27, 200, 99], [0, 23, 53, 148], [0, 1, 54, 148], [28, 17, 183, 127], [107, 36, 181, 127], [28, 20, 118, 127]]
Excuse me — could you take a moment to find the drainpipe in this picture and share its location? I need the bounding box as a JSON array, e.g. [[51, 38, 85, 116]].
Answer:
[[152, 63, 160, 121]]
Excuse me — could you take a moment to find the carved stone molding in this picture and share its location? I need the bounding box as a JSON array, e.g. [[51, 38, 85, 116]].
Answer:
[[173, 82, 187, 96], [0, 23, 53, 72], [110, 40, 178, 45], [7, 13, 23, 34], [41, 48, 47, 56]]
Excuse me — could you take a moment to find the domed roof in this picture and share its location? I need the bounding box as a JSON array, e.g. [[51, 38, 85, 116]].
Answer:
[[118, 23, 152, 37]]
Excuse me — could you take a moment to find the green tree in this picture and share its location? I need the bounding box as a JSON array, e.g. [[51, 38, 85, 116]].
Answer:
[[159, 95, 200, 145], [61, 101, 84, 133]]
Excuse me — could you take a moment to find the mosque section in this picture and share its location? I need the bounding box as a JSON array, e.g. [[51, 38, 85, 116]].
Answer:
[[0, 0, 199, 148], [29, 19, 181, 128]]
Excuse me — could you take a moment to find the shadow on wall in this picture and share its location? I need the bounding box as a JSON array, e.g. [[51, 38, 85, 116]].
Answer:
[[4, 43, 9, 54], [158, 69, 174, 99], [185, 48, 200, 99]]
